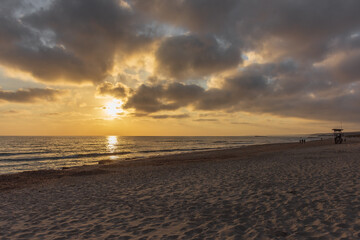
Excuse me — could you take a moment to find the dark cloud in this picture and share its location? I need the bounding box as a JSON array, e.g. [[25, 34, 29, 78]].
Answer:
[[0, 0, 23, 16], [130, 112, 149, 118], [195, 88, 233, 111], [253, 92, 360, 122], [156, 34, 241, 79], [135, 0, 360, 61], [133, 0, 238, 33], [151, 114, 190, 119], [124, 80, 234, 113], [123, 84, 172, 113], [0, 0, 152, 83], [231, 122, 251, 125], [331, 52, 360, 83], [0, 87, 64, 103], [124, 83, 204, 113], [96, 82, 128, 99], [163, 82, 204, 105], [3, 0, 360, 84], [123, 59, 360, 122], [194, 118, 218, 122]]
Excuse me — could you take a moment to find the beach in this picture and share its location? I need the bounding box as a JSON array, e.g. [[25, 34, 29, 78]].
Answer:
[[1, 139, 360, 239]]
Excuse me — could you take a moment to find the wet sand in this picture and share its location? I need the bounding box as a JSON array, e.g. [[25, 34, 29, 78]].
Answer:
[[1, 139, 360, 239]]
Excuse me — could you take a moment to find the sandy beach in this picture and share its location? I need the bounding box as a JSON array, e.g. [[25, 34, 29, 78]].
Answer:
[[1, 139, 360, 239]]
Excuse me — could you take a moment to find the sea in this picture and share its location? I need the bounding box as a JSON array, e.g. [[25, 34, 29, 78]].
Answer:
[[0, 135, 326, 175]]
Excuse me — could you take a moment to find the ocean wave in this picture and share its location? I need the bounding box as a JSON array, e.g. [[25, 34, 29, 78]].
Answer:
[[229, 141, 254, 144], [0, 151, 52, 157], [0, 151, 132, 162]]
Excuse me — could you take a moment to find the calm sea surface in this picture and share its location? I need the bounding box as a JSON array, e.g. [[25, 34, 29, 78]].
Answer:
[[0, 135, 321, 174]]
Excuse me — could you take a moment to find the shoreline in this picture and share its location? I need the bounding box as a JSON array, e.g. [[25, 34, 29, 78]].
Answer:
[[0, 138, 340, 191], [0, 135, 308, 176]]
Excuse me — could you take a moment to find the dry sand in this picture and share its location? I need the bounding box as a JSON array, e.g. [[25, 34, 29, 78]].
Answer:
[[1, 139, 360, 239]]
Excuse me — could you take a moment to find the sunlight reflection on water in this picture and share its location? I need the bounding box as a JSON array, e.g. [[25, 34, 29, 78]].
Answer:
[[107, 136, 119, 160]]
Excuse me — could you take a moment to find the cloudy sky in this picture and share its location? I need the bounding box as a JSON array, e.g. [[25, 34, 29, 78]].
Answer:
[[1, 0, 360, 136]]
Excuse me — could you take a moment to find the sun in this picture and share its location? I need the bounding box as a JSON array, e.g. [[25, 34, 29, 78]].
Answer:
[[104, 99, 124, 118]]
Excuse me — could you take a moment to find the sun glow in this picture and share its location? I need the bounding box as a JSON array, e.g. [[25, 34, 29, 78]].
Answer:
[[104, 99, 124, 118]]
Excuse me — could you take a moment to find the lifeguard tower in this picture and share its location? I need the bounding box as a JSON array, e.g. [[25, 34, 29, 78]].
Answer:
[[332, 128, 344, 144]]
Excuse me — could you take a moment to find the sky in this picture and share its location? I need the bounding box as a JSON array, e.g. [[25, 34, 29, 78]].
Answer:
[[1, 0, 360, 136]]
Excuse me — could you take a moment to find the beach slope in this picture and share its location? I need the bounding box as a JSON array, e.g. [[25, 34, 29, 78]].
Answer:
[[1, 139, 360, 239]]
